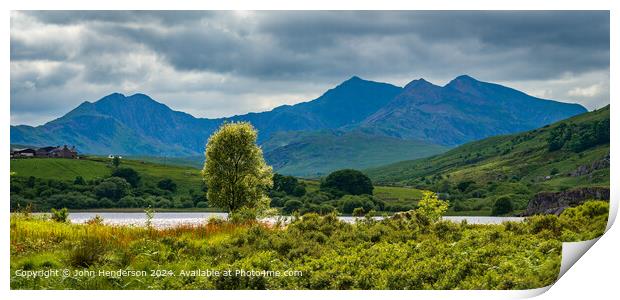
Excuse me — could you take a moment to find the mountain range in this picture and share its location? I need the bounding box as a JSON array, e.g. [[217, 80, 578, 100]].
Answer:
[[10, 75, 587, 176]]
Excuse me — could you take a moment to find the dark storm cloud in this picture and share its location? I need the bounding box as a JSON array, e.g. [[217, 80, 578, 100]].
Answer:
[[10, 11, 610, 126]]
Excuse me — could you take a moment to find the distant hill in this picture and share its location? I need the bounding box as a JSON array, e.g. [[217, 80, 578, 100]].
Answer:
[[262, 130, 447, 177], [11, 75, 588, 176], [365, 106, 609, 213]]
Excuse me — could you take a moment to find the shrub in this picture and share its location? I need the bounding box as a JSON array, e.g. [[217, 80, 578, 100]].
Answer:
[[196, 201, 209, 208], [118, 196, 139, 208], [352, 207, 365, 217], [283, 199, 303, 214], [416, 192, 448, 223], [94, 177, 131, 201], [492, 196, 514, 216], [559, 200, 609, 241], [69, 235, 107, 267], [85, 215, 104, 226], [73, 176, 85, 185], [111, 167, 141, 187], [50, 208, 69, 223], [157, 178, 177, 192], [156, 198, 173, 208], [340, 195, 376, 214]]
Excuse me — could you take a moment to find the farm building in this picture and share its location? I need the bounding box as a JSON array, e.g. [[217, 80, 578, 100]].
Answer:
[[11, 145, 78, 159]]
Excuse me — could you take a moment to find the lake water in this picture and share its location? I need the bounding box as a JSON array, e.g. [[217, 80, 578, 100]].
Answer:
[[65, 212, 524, 228]]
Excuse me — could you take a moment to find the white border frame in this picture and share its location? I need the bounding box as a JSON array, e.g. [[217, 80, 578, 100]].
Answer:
[[2, 1, 617, 299]]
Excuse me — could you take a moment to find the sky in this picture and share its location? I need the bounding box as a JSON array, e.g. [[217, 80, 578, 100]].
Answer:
[[10, 11, 610, 126]]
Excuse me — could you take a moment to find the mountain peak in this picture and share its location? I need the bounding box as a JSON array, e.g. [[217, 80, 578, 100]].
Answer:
[[339, 75, 367, 86], [404, 78, 438, 90], [446, 75, 480, 86], [346, 75, 363, 82]]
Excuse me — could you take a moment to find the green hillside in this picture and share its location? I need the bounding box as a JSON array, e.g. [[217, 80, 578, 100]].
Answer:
[[11, 156, 204, 195], [366, 106, 610, 214], [263, 130, 447, 177]]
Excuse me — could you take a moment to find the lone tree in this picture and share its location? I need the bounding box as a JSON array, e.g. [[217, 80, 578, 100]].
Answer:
[[202, 122, 273, 213], [320, 169, 373, 195]]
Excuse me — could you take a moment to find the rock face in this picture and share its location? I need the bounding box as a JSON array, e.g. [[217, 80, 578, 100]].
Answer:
[[522, 187, 610, 216], [570, 155, 610, 177]]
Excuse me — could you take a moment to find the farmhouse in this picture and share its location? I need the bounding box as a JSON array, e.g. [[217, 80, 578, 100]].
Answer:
[[11, 145, 78, 159], [10, 148, 36, 158]]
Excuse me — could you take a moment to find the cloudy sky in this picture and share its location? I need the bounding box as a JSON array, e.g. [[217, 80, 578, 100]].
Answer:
[[10, 11, 610, 126]]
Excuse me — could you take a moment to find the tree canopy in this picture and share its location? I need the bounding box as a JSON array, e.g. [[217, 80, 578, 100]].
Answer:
[[202, 122, 273, 213], [111, 167, 141, 187], [320, 169, 373, 195]]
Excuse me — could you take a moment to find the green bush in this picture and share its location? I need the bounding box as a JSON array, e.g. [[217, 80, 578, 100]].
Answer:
[[69, 235, 107, 267], [352, 207, 365, 217], [50, 208, 69, 223], [111, 167, 141, 187], [492, 196, 514, 216], [283, 199, 303, 214], [94, 177, 131, 201], [157, 178, 177, 192]]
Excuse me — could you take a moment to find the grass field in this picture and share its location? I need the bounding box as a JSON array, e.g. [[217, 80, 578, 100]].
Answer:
[[11, 156, 204, 195]]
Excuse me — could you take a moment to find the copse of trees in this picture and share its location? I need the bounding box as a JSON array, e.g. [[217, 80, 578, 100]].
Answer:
[[547, 118, 609, 152], [111, 167, 141, 187], [272, 173, 306, 197], [202, 122, 273, 217], [320, 169, 374, 196]]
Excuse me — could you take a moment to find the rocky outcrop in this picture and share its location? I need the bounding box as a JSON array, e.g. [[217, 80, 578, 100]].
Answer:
[[522, 187, 610, 216], [569, 155, 610, 177]]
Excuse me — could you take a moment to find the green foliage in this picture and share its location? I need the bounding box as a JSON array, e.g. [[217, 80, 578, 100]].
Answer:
[[415, 192, 448, 223], [95, 177, 131, 201], [50, 208, 69, 223], [157, 178, 177, 192], [144, 206, 155, 228], [112, 156, 121, 168], [202, 122, 273, 213], [547, 118, 609, 152], [272, 173, 306, 196], [339, 194, 382, 214], [352, 207, 365, 217], [492, 196, 514, 216], [558, 200, 609, 241], [73, 176, 85, 185], [283, 199, 303, 214], [111, 167, 141, 187], [13, 201, 607, 290], [321, 169, 373, 196], [69, 235, 107, 267]]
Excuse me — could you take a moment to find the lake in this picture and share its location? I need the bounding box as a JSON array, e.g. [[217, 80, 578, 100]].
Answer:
[[65, 212, 524, 228]]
